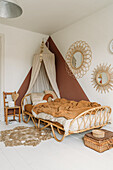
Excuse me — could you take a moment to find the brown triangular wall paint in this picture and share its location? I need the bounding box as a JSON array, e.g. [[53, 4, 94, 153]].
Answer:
[[47, 37, 89, 101], [16, 36, 89, 106], [16, 68, 32, 106]]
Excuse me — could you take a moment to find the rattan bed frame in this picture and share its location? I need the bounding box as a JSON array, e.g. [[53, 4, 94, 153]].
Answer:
[[21, 94, 112, 142]]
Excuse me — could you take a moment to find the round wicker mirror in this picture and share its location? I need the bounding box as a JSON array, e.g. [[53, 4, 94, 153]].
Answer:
[[91, 64, 113, 93], [66, 40, 92, 79], [96, 71, 109, 86]]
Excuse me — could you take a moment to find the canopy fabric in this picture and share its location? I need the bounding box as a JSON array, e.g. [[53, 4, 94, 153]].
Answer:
[[27, 45, 60, 98]]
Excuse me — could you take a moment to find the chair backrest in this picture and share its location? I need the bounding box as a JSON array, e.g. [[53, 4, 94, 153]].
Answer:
[[3, 91, 16, 107]]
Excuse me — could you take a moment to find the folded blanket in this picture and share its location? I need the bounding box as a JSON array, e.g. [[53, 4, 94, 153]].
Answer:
[[32, 99, 101, 120]]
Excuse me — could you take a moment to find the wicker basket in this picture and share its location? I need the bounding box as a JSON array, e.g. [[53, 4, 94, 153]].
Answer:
[[84, 129, 113, 153]]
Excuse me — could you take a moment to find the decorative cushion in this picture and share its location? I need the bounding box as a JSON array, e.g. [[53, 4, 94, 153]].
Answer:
[[43, 94, 53, 102], [45, 90, 57, 99], [31, 92, 45, 105], [12, 92, 19, 102], [25, 104, 33, 113]]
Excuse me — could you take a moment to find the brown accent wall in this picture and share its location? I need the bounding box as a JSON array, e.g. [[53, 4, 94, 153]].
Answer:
[[16, 68, 32, 106], [47, 37, 89, 102], [16, 36, 89, 106]]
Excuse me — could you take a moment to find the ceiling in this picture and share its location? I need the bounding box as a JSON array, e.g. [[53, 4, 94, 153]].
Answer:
[[0, 0, 113, 35]]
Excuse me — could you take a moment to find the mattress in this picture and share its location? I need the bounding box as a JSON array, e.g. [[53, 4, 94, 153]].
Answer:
[[32, 110, 111, 135]]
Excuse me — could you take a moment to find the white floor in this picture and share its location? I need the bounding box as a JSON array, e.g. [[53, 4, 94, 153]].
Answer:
[[0, 119, 113, 170]]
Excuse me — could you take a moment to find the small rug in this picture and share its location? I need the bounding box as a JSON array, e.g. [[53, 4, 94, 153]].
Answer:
[[0, 126, 52, 147]]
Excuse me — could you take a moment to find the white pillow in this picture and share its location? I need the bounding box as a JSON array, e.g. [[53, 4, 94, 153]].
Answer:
[[35, 100, 47, 105], [31, 92, 45, 105], [44, 90, 58, 99]]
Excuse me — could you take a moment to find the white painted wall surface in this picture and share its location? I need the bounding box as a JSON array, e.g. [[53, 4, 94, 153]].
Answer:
[[0, 24, 48, 119], [52, 4, 113, 120], [0, 34, 5, 121], [0, 24, 48, 91]]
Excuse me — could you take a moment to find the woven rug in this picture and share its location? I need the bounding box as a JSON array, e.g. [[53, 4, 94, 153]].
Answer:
[[0, 126, 52, 147]]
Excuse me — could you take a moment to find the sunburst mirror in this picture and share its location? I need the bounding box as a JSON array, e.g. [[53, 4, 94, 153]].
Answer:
[[66, 40, 92, 78], [91, 64, 113, 93]]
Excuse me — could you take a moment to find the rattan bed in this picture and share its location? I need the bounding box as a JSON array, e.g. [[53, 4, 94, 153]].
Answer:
[[21, 94, 112, 142]]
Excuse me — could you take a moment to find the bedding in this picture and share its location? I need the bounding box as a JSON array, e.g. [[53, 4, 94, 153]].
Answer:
[[32, 98, 103, 135], [32, 98, 101, 120], [25, 100, 47, 113], [22, 94, 111, 140]]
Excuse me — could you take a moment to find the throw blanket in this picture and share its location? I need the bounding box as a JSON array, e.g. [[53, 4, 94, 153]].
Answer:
[[32, 99, 101, 120]]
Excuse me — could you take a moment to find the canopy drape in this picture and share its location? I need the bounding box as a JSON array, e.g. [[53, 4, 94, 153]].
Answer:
[[27, 45, 60, 98]]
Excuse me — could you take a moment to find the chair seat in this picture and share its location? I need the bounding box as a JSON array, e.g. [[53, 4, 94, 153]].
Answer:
[[5, 105, 20, 109]]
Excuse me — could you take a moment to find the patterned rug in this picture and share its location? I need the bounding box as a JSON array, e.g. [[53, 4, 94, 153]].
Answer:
[[0, 126, 52, 147]]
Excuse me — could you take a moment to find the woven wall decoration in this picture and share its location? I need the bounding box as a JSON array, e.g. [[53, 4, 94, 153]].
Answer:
[[66, 40, 92, 79], [91, 63, 113, 93]]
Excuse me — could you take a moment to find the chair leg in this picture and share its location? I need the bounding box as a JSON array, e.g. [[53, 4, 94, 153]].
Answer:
[[6, 108, 8, 125], [13, 108, 15, 120]]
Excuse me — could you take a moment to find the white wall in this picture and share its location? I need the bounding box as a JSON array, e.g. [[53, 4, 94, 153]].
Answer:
[[52, 4, 113, 119], [0, 34, 5, 121], [0, 24, 48, 119], [0, 24, 48, 91]]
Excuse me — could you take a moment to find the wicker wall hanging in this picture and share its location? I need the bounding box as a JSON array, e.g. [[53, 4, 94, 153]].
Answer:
[[66, 40, 92, 79], [91, 63, 113, 93]]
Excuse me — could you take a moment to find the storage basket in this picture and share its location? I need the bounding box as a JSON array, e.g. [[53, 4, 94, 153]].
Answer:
[[84, 129, 113, 153]]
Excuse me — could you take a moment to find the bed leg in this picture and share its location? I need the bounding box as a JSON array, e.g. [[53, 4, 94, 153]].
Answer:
[[22, 113, 30, 123], [31, 116, 37, 128], [38, 119, 40, 128], [51, 125, 65, 142], [41, 123, 50, 130], [57, 128, 64, 135]]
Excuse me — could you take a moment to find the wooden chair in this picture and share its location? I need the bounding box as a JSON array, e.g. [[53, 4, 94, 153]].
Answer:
[[3, 91, 21, 125]]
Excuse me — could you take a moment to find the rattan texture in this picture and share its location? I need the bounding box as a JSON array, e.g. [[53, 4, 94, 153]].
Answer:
[[66, 40, 92, 79]]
